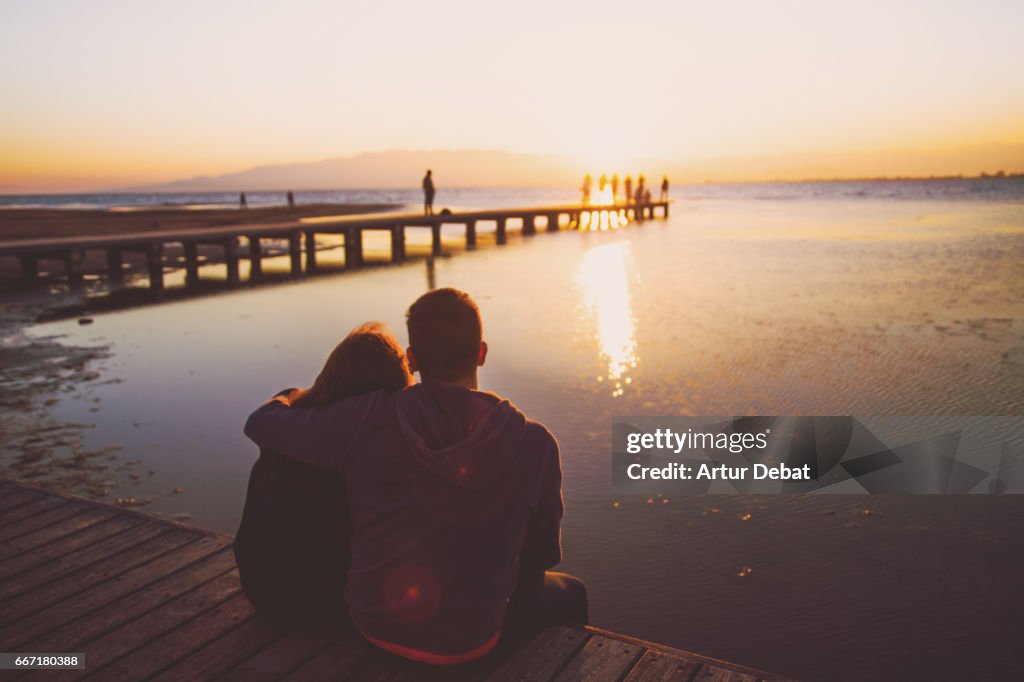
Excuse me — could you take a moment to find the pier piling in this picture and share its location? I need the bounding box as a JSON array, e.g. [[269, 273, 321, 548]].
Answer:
[[391, 224, 405, 262], [107, 248, 124, 284], [547, 213, 560, 233], [248, 236, 262, 279], [431, 223, 443, 256], [305, 232, 318, 272], [224, 238, 240, 285], [146, 243, 164, 291], [289, 233, 303, 276], [523, 215, 536, 236], [184, 242, 200, 286], [19, 255, 38, 282]]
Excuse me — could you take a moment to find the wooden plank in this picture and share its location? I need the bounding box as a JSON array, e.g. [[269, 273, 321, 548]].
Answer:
[[552, 633, 643, 682], [43, 568, 242, 674], [157, 617, 289, 682], [692, 664, 759, 682], [350, 654, 486, 682], [0, 501, 88, 545], [484, 626, 588, 682], [0, 486, 44, 514], [283, 638, 370, 682], [624, 650, 702, 682], [217, 634, 334, 681], [0, 515, 150, 593], [0, 507, 112, 560], [0, 534, 226, 642], [0, 494, 69, 529], [84, 591, 261, 680]]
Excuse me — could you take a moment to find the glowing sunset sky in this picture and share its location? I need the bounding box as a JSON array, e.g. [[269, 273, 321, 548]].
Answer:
[[1, 0, 1022, 190]]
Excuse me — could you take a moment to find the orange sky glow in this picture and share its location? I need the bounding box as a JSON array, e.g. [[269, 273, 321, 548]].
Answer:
[[1, 0, 1022, 191]]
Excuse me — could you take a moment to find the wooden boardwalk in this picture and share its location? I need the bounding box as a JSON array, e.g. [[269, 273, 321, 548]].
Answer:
[[0, 480, 790, 681], [0, 202, 668, 291]]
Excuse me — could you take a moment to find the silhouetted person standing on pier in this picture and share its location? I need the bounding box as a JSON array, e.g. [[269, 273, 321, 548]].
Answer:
[[422, 170, 436, 216], [598, 174, 608, 194], [611, 174, 620, 202], [581, 174, 592, 205], [623, 176, 633, 205], [240, 192, 248, 209], [287, 190, 296, 209], [634, 176, 646, 221], [660, 176, 669, 202]]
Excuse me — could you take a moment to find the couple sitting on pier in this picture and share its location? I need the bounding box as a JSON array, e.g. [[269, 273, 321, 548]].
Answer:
[[237, 288, 588, 666]]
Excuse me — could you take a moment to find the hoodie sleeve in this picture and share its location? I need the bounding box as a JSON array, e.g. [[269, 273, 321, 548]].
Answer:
[[519, 425, 564, 572], [243, 391, 377, 473]]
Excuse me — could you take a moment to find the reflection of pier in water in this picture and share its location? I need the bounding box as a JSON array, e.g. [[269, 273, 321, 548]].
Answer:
[[0, 202, 669, 295]]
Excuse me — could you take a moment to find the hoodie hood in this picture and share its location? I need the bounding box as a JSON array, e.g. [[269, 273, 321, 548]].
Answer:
[[395, 381, 527, 491]]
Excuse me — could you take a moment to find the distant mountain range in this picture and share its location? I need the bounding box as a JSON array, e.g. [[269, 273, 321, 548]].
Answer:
[[127, 150, 583, 192], [126, 144, 1024, 192]]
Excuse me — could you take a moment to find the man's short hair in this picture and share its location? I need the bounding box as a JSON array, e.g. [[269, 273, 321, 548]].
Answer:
[[406, 288, 482, 381]]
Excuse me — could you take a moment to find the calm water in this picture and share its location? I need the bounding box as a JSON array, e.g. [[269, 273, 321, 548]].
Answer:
[[17, 180, 1024, 681]]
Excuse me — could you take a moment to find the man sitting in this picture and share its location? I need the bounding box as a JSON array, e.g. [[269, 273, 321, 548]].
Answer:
[[244, 288, 587, 664]]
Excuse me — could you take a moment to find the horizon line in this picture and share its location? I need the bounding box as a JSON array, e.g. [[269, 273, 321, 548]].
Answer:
[[1, 171, 1023, 199]]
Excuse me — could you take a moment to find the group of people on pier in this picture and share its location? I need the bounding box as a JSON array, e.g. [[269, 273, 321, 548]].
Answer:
[[580, 173, 669, 206]]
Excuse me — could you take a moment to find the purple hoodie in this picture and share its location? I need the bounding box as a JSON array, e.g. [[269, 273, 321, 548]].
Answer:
[[243, 381, 563, 661]]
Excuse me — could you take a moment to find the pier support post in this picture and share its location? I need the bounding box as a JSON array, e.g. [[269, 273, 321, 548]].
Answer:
[[391, 224, 405, 262], [547, 213, 560, 233], [466, 220, 476, 249], [107, 248, 124, 284], [289, 233, 303, 276], [183, 241, 200, 286], [345, 228, 364, 267], [224, 238, 240, 285], [248, 236, 262, 279], [570, 212, 579, 228], [147, 243, 164, 292], [663, 202, 669, 218], [523, 215, 536, 236], [305, 231, 317, 272], [431, 222, 443, 256], [496, 218, 507, 245], [19, 255, 38, 282], [65, 251, 84, 288]]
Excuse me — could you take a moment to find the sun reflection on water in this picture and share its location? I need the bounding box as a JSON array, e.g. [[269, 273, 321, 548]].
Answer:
[[575, 241, 638, 396]]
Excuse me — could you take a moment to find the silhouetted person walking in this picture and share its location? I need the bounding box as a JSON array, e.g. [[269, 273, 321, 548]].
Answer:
[[581, 174, 592, 205], [623, 176, 633, 205], [239, 192, 248, 209], [611, 174, 620, 203], [422, 170, 436, 216], [660, 176, 669, 202]]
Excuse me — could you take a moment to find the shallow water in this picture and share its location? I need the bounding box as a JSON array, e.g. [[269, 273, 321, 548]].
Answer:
[[18, 184, 1024, 680]]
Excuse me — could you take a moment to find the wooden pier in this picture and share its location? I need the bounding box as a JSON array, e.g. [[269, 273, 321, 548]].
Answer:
[[0, 479, 791, 681], [0, 202, 669, 291]]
